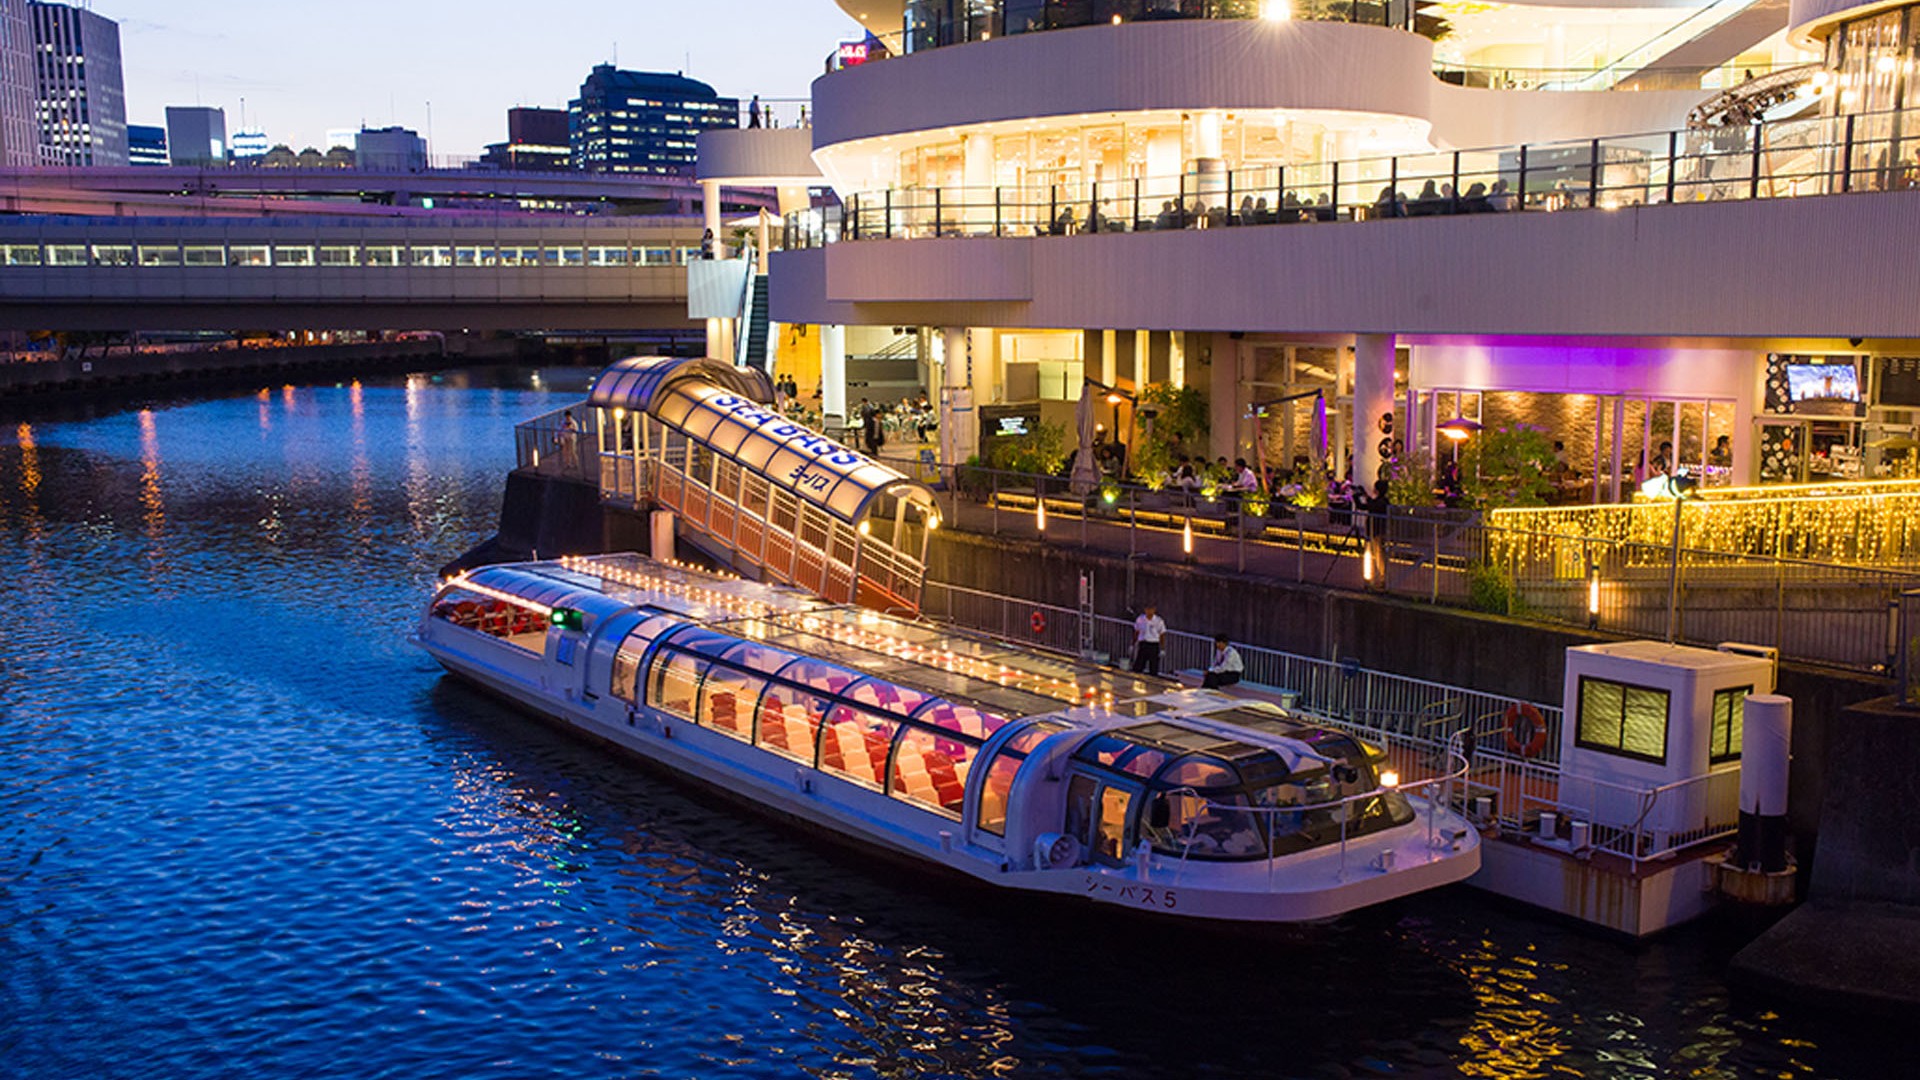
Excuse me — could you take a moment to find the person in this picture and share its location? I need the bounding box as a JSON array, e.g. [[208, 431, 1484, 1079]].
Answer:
[[1709, 434, 1732, 468], [1202, 634, 1243, 689], [1232, 458, 1259, 493], [863, 401, 886, 457], [1131, 604, 1166, 676], [557, 410, 579, 471], [1653, 440, 1674, 476], [748, 95, 763, 129], [1487, 179, 1516, 212], [700, 228, 715, 260]]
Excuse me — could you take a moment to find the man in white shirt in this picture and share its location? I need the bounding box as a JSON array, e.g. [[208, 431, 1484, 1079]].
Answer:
[[1203, 634, 1244, 688], [1131, 604, 1166, 676]]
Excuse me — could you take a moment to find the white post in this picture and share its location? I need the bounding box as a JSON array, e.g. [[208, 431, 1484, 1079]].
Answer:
[[1353, 333, 1396, 491], [941, 326, 977, 465], [1735, 694, 1792, 872], [702, 180, 723, 252], [821, 324, 847, 428], [651, 510, 677, 563]]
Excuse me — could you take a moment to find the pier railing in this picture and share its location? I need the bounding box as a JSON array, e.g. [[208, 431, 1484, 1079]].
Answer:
[[924, 462, 1918, 673], [513, 403, 601, 484]]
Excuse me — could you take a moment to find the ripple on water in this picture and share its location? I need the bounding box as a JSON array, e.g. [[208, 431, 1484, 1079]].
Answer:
[[0, 372, 1907, 1079]]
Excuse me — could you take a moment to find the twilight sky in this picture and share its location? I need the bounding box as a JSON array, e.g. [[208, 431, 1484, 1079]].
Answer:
[[105, 0, 866, 156]]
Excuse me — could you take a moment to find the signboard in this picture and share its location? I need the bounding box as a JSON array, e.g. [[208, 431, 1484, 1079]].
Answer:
[[837, 41, 870, 67], [1882, 357, 1920, 408]]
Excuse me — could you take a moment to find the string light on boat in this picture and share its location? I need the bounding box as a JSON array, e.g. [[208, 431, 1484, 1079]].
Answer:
[[1379, 769, 1400, 789], [551, 607, 587, 631]]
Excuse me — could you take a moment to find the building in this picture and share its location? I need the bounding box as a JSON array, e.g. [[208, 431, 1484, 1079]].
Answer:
[[165, 105, 227, 167], [127, 122, 166, 166], [355, 125, 426, 171], [0, 0, 34, 168], [695, 0, 1920, 497], [481, 106, 570, 171], [29, 0, 126, 166], [231, 129, 269, 161], [569, 65, 735, 175]]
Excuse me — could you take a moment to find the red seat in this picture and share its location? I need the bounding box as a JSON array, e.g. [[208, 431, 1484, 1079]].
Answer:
[[710, 691, 738, 731]]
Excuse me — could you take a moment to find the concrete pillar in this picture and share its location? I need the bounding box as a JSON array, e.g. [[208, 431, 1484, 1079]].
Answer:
[[1101, 329, 1117, 387], [702, 180, 723, 252], [1610, 395, 1629, 503], [940, 326, 978, 465], [1735, 352, 1764, 486], [1353, 333, 1397, 491], [1193, 111, 1225, 215], [651, 510, 677, 563], [1169, 331, 1186, 389], [1332, 344, 1353, 478], [820, 324, 847, 425], [706, 316, 736, 363], [756, 210, 771, 274], [1147, 331, 1172, 385], [1210, 334, 1239, 463]]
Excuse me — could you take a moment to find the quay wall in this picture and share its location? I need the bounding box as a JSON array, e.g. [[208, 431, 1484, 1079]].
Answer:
[[0, 336, 529, 403]]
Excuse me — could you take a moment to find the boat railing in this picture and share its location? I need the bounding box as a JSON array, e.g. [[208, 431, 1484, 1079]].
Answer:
[[1504, 761, 1744, 865], [1165, 730, 1473, 890]]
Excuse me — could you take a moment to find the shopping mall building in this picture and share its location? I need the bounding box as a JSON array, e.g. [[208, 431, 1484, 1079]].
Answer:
[[695, 0, 1920, 499]]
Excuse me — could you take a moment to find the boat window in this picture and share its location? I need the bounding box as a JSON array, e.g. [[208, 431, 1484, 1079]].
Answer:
[[817, 704, 900, 790], [1093, 785, 1135, 865], [974, 721, 1065, 837], [912, 702, 1009, 741], [844, 678, 933, 718], [1154, 754, 1240, 792], [430, 587, 549, 654], [778, 656, 863, 696], [756, 684, 829, 764], [1072, 733, 1171, 780], [1252, 773, 1414, 858], [1144, 791, 1266, 861], [649, 648, 708, 719], [890, 725, 973, 818], [720, 639, 801, 676], [611, 613, 683, 701], [699, 665, 766, 741]]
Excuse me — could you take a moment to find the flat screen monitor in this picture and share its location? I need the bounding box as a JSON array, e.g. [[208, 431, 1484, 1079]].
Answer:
[[1787, 363, 1861, 404]]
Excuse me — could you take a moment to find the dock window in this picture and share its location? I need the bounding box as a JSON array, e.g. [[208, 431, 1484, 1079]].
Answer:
[[1576, 677, 1670, 763], [1710, 686, 1750, 764], [818, 705, 899, 790]]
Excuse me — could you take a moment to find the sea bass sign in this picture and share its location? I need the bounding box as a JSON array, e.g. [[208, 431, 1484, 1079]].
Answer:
[[699, 390, 886, 501]]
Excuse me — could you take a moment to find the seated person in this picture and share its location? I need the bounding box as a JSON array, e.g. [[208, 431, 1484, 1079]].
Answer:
[[1202, 634, 1244, 688]]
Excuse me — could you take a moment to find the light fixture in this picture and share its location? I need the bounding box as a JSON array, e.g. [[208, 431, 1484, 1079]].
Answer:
[[1363, 545, 1375, 582], [1263, 0, 1292, 21], [1182, 517, 1194, 556], [1036, 498, 1047, 532], [1437, 418, 1482, 442], [1379, 769, 1400, 789]]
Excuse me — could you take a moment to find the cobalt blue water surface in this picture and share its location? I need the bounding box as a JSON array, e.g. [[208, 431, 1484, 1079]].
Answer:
[[0, 368, 1905, 1079]]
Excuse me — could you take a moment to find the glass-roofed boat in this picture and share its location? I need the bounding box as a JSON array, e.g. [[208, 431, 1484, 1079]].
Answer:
[[416, 553, 1480, 923]]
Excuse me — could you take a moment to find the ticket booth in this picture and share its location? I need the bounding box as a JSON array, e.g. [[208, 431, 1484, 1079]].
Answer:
[[1559, 641, 1775, 852]]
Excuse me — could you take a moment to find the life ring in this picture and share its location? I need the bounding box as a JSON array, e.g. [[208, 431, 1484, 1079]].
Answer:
[[1504, 703, 1548, 757], [1030, 611, 1048, 635]]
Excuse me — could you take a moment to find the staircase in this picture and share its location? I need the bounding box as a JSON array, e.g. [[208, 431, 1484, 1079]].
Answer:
[[1616, 0, 1791, 92], [846, 335, 922, 402]]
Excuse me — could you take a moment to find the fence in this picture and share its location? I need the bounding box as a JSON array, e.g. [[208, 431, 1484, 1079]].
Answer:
[[783, 104, 1920, 249], [923, 463, 1919, 673], [513, 402, 602, 484]]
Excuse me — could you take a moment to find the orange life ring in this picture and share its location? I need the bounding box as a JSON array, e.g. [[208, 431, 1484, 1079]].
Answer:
[[1504, 703, 1548, 757], [1030, 611, 1047, 635]]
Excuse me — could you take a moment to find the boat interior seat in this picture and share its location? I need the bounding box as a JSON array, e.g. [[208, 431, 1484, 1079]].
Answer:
[[708, 691, 740, 732]]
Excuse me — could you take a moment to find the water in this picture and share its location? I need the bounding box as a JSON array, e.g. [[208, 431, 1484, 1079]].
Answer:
[[0, 369, 1902, 1079]]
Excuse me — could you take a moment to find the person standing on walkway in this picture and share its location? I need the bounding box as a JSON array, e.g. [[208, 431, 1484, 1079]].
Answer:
[[748, 96, 763, 129], [1131, 604, 1166, 676], [1202, 634, 1244, 689]]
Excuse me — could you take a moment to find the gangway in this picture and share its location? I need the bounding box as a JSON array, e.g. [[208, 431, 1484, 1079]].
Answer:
[[587, 355, 941, 614]]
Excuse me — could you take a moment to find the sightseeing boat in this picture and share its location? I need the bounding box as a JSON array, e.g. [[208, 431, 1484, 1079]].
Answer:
[[415, 553, 1480, 923]]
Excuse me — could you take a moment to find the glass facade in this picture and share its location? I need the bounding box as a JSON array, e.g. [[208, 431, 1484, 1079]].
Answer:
[[1821, 5, 1920, 188], [568, 64, 737, 176], [900, 1, 1420, 52]]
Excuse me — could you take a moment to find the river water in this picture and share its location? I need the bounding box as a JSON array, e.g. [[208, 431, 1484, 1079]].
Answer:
[[0, 368, 1901, 1079]]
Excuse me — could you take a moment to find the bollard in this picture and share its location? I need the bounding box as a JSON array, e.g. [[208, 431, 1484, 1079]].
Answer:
[[650, 510, 677, 563], [1734, 694, 1792, 872]]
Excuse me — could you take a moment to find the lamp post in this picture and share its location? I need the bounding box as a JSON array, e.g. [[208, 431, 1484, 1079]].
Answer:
[[1643, 472, 1700, 644]]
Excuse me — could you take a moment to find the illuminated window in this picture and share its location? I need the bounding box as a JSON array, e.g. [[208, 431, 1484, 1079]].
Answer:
[[2, 244, 43, 266], [1710, 686, 1750, 763], [317, 246, 358, 267], [1576, 677, 1670, 763], [91, 244, 133, 266], [229, 246, 271, 267], [45, 245, 86, 266], [273, 246, 315, 267], [138, 245, 181, 267], [182, 245, 225, 267], [363, 246, 402, 267]]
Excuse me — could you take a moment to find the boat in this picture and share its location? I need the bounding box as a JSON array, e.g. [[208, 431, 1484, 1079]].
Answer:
[[415, 552, 1481, 923]]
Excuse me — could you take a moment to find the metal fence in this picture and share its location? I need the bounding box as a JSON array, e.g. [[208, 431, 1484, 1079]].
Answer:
[[513, 402, 601, 484], [923, 463, 1919, 673], [783, 104, 1920, 249]]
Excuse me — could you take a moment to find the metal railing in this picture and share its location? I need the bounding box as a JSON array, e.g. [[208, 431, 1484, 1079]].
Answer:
[[917, 462, 1920, 672], [1433, 59, 1808, 94], [513, 402, 601, 484], [733, 97, 811, 130], [782, 105, 1920, 249]]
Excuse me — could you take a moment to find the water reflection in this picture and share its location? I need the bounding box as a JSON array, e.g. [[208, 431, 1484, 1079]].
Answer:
[[0, 369, 1905, 1080]]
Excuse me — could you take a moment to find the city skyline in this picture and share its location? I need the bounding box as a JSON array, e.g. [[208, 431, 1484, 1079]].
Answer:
[[105, 0, 862, 156]]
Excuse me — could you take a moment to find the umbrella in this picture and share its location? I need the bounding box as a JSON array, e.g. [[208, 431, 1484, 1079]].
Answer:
[[1071, 381, 1099, 496]]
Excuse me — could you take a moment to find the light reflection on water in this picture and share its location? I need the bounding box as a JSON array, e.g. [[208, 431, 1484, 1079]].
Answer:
[[0, 369, 1902, 1079]]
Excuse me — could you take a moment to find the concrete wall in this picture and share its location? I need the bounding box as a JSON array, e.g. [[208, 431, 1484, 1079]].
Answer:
[[771, 190, 1920, 339], [1804, 697, 1920, 903], [0, 337, 520, 399]]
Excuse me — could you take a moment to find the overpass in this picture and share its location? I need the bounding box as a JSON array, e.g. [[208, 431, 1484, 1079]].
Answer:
[[0, 215, 718, 332]]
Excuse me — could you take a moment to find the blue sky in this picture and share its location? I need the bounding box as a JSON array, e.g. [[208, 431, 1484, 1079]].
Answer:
[[106, 0, 864, 155]]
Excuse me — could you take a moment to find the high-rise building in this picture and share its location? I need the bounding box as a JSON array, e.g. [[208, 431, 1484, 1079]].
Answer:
[[29, 1, 127, 166], [165, 105, 226, 166], [0, 0, 35, 168], [355, 125, 426, 171], [482, 106, 570, 171], [127, 122, 166, 166], [231, 129, 269, 160], [569, 66, 736, 175]]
